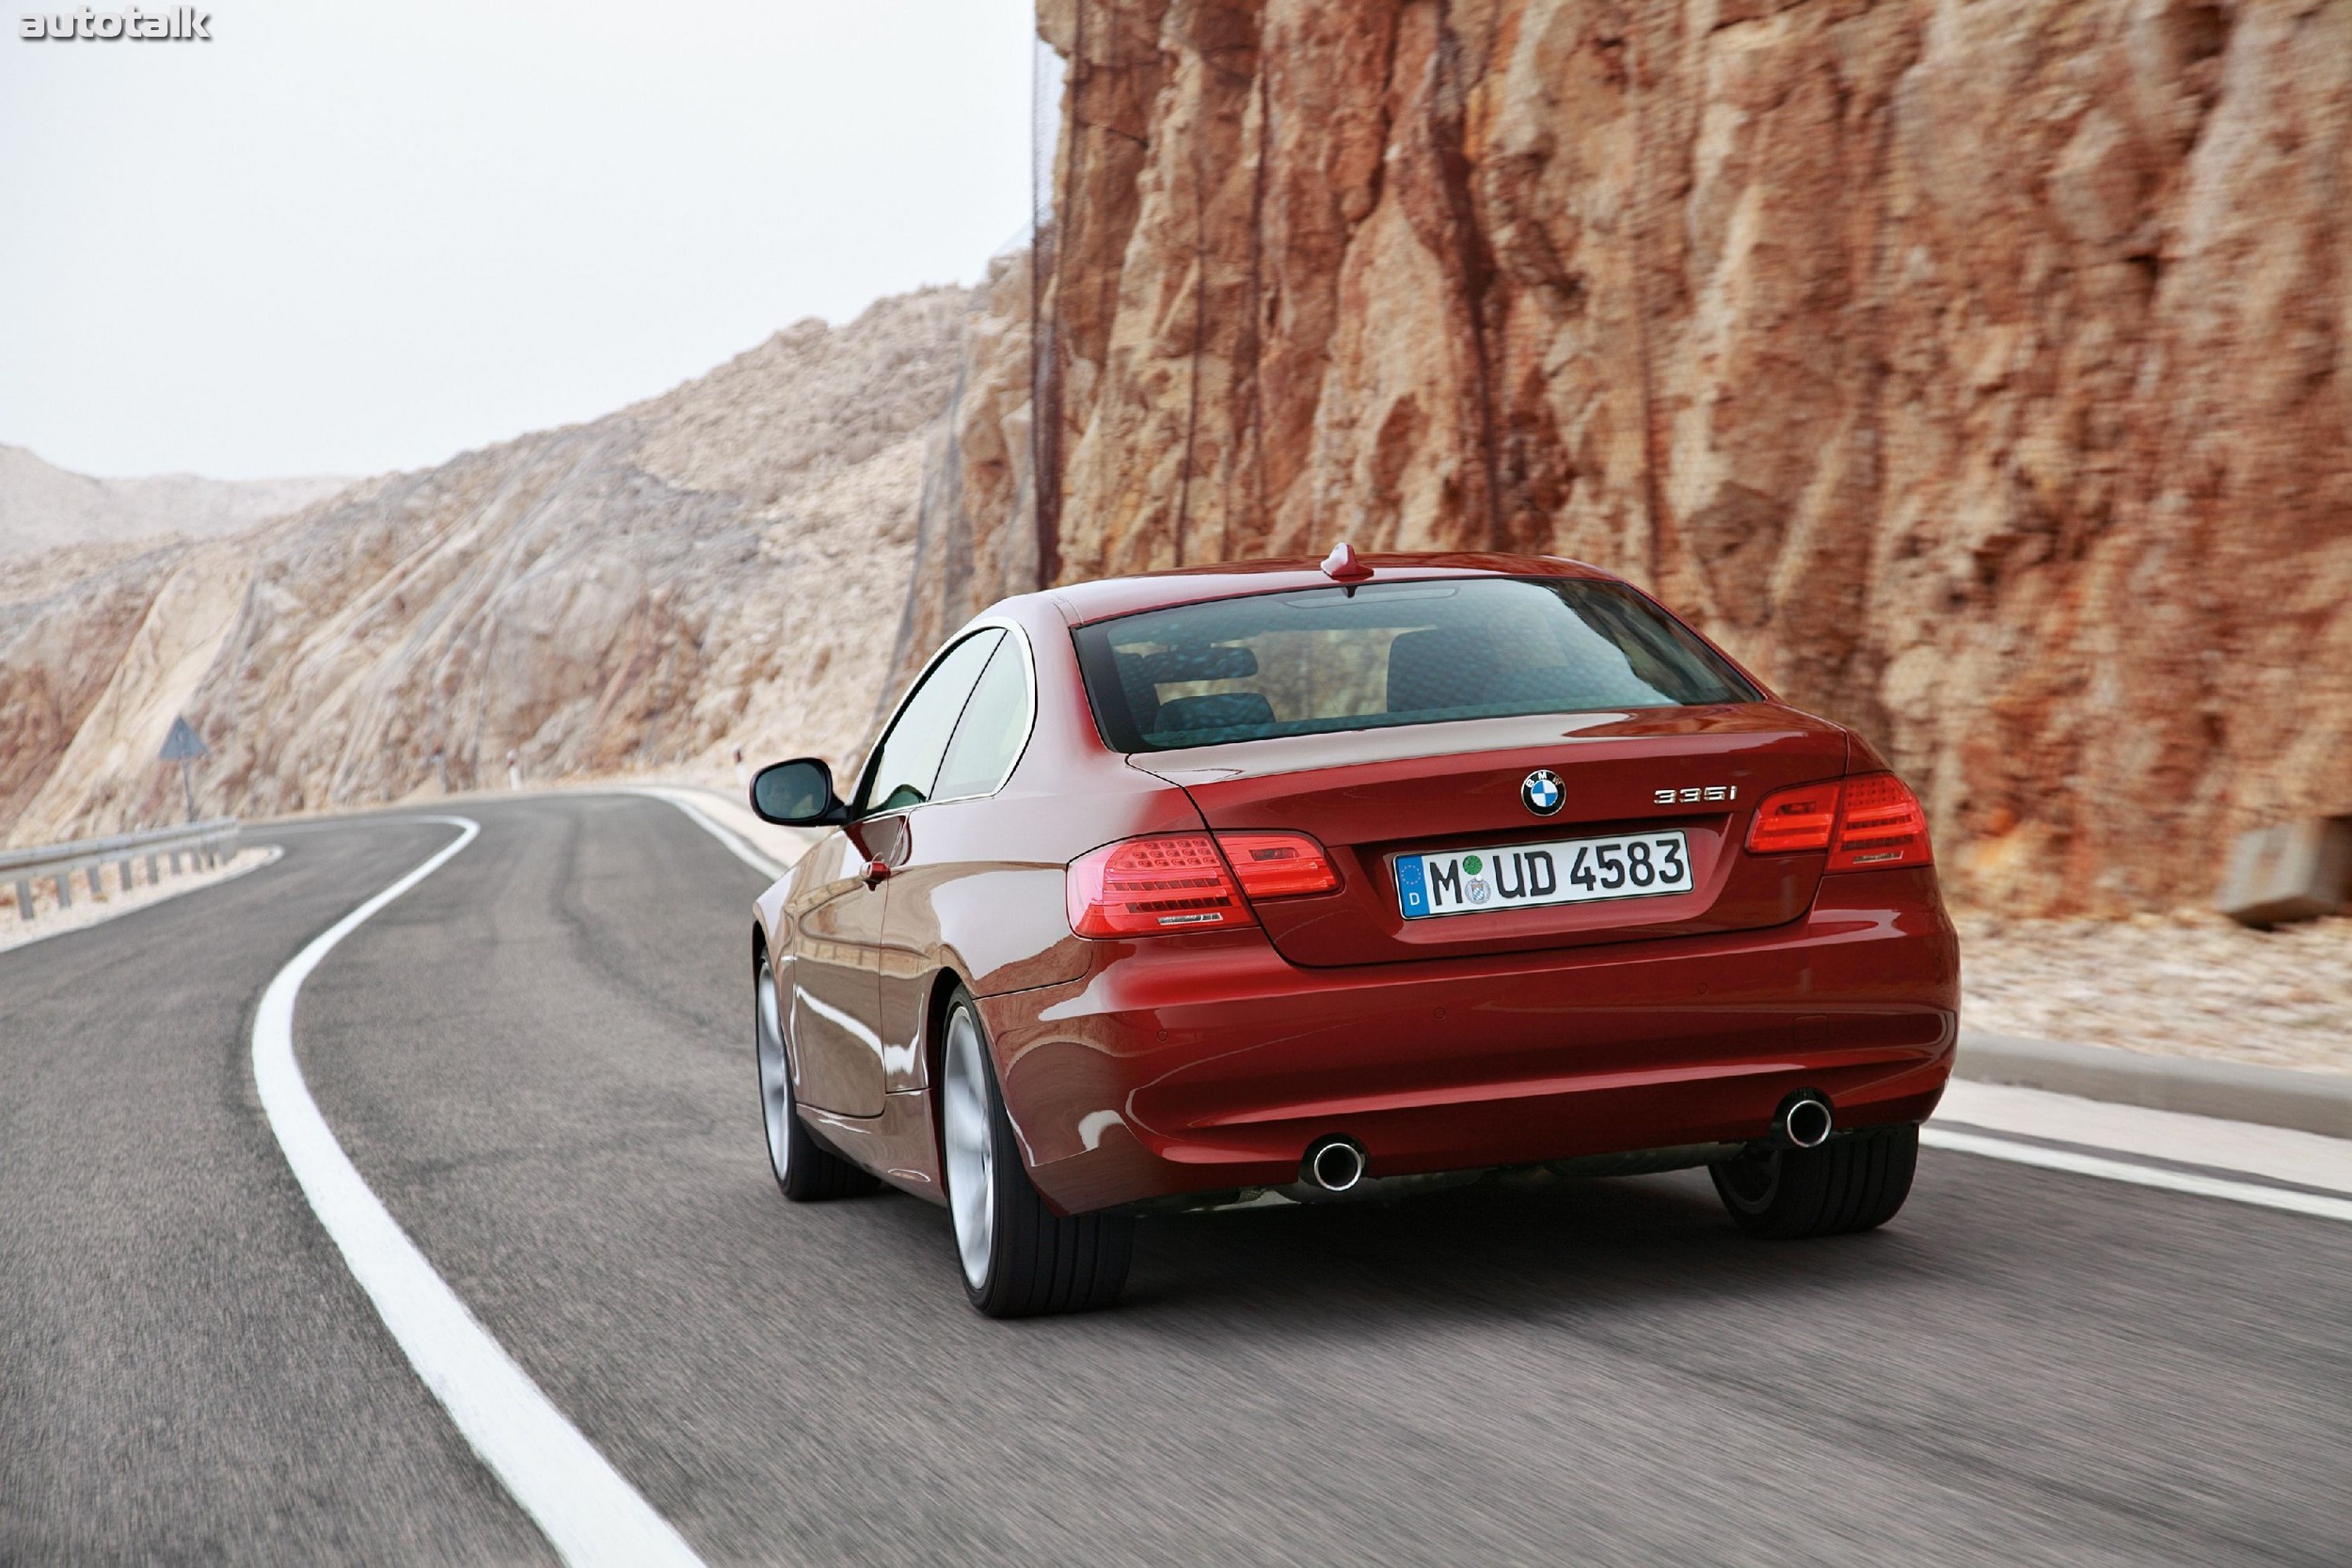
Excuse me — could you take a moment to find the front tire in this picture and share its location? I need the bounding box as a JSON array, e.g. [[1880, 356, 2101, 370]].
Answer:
[[755, 951, 877, 1201], [940, 991, 1132, 1318], [1709, 1122, 1919, 1239]]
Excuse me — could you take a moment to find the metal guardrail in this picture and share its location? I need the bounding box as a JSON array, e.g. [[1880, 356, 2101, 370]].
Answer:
[[4, 818, 241, 922]]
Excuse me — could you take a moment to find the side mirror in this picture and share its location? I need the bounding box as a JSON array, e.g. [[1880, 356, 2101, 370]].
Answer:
[[750, 758, 848, 826]]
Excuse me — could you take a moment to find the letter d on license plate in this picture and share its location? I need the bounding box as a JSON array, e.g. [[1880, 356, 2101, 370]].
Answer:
[[1396, 831, 1693, 919]]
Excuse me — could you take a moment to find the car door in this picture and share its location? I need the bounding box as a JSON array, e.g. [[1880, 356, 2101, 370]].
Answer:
[[874, 630, 1038, 1092], [789, 628, 1004, 1117], [783, 832, 892, 1118]]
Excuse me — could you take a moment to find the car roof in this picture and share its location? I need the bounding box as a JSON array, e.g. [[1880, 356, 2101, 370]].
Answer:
[[1036, 551, 1627, 626]]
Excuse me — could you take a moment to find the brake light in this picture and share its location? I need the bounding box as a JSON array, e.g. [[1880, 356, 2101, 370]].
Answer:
[[1743, 774, 1932, 869], [1828, 772, 1932, 870], [1066, 834, 1255, 937], [1214, 832, 1340, 899], [1745, 782, 1839, 854]]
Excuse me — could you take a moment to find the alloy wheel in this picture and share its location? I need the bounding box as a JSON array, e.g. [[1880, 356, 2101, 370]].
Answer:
[[942, 1006, 996, 1290], [755, 956, 793, 1185]]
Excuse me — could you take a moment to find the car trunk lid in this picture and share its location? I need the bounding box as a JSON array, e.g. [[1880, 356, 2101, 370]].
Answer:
[[1134, 705, 1849, 968]]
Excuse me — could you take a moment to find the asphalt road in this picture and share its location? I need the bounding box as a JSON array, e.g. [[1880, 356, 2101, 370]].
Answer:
[[4, 794, 2347, 1565]]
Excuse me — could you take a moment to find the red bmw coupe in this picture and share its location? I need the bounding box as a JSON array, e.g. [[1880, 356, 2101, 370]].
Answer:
[[748, 550, 1959, 1317]]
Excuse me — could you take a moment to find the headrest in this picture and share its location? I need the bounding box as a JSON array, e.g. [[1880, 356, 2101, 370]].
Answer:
[[1386, 627, 1499, 713], [1140, 643, 1258, 683], [1112, 651, 1161, 730], [1151, 691, 1278, 735]]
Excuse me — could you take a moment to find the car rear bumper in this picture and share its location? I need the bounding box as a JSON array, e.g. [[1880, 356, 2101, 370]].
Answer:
[[976, 868, 1960, 1215]]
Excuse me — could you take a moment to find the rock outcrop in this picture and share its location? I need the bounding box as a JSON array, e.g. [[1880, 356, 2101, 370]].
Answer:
[[905, 0, 2352, 913], [2, 289, 969, 845]]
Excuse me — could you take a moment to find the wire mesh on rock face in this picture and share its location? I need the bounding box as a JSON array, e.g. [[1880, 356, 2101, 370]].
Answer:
[[1032, 33, 1062, 241], [1031, 26, 1068, 589]]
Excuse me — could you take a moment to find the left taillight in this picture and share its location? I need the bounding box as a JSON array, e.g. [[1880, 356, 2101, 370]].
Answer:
[[1065, 831, 1340, 938], [1067, 834, 1252, 937], [1215, 832, 1340, 900]]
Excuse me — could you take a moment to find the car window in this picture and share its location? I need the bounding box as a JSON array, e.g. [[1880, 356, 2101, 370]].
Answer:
[[932, 636, 1032, 801], [1072, 578, 1758, 753], [855, 629, 1005, 816]]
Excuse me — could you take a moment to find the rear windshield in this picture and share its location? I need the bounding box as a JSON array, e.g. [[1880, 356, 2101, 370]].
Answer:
[[1073, 578, 1759, 753]]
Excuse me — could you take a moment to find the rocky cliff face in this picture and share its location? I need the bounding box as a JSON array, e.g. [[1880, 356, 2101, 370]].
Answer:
[[907, 0, 2352, 912], [2, 289, 969, 845]]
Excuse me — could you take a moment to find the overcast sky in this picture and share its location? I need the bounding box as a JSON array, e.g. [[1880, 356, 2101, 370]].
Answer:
[[0, 1, 1042, 481]]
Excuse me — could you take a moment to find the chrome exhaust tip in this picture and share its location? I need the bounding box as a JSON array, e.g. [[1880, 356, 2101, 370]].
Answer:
[[1302, 1136, 1368, 1193], [1778, 1093, 1834, 1149]]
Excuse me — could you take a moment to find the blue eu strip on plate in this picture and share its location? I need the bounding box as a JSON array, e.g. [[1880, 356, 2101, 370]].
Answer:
[[1395, 855, 1430, 919]]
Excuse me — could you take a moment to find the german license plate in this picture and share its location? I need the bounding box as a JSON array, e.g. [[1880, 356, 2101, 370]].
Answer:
[[1395, 831, 1693, 919]]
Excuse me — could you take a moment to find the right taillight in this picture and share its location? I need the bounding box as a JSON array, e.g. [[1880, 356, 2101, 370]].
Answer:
[[1066, 834, 1255, 937], [1827, 772, 1932, 871], [1744, 773, 1932, 870]]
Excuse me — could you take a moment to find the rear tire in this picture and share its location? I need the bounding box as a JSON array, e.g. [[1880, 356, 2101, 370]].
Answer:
[[940, 991, 1131, 1318], [1709, 1122, 1918, 1240], [756, 951, 878, 1202]]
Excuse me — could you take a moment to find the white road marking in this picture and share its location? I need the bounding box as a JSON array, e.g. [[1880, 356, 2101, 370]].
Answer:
[[251, 816, 707, 1568], [1937, 1077, 2352, 1196], [626, 785, 791, 879], [1922, 1128, 2352, 1226]]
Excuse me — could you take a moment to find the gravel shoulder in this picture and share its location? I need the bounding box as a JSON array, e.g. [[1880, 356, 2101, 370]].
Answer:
[[1960, 910, 2352, 1078]]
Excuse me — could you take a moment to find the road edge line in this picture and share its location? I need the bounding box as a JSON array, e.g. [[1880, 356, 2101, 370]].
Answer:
[[624, 786, 788, 879], [1956, 1028, 2352, 1141], [1922, 1127, 2352, 1225], [250, 815, 707, 1568]]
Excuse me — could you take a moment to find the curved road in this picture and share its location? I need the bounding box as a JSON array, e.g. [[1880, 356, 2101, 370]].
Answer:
[[4, 795, 2346, 1564]]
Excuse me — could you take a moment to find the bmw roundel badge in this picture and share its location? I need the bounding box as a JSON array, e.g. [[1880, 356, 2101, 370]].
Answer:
[[1521, 769, 1565, 816]]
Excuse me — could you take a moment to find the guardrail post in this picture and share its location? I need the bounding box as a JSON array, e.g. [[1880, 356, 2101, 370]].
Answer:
[[0, 819, 243, 921]]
